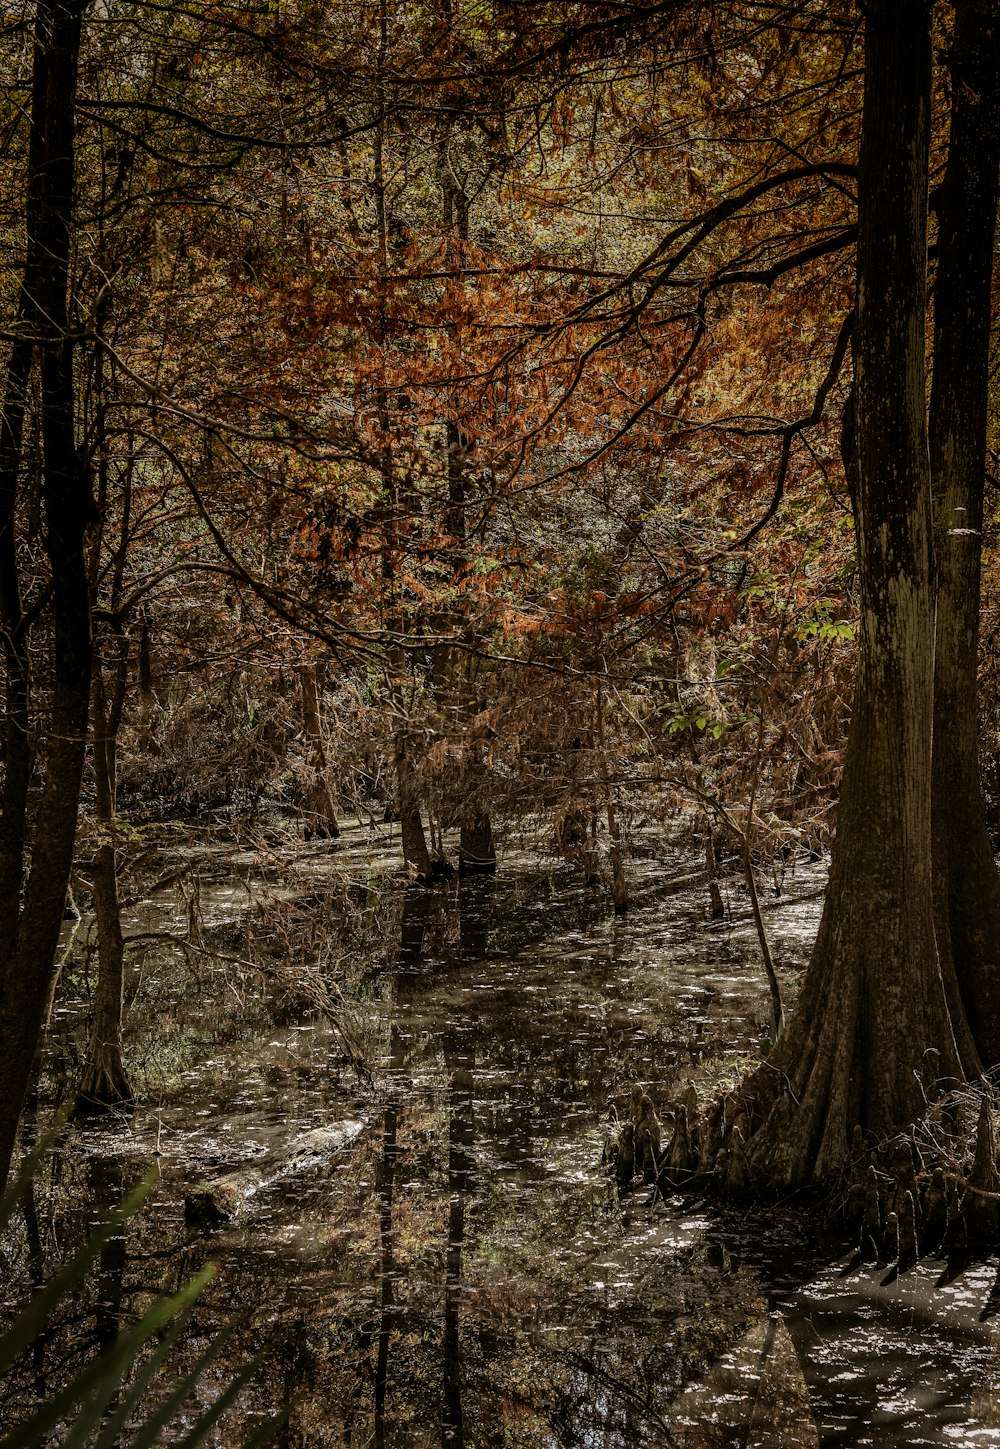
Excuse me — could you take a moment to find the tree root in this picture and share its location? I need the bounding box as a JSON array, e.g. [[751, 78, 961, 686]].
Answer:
[[633, 1077, 1000, 1264], [74, 1052, 134, 1117]]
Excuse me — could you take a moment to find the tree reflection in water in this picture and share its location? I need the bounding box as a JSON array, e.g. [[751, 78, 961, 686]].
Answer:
[[443, 1061, 473, 1446], [374, 884, 431, 1447]]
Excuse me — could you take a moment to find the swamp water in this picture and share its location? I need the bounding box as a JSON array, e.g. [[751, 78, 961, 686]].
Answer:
[[20, 823, 1000, 1446]]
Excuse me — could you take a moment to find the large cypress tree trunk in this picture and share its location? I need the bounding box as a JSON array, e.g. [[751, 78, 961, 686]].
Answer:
[[0, 0, 92, 1192], [929, 0, 1000, 1069], [740, 0, 972, 1191]]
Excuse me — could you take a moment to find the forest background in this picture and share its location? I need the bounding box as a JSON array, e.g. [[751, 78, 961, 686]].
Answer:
[[0, 0, 998, 1199]]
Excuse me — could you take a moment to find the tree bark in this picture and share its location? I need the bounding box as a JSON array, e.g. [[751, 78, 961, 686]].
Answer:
[[299, 662, 340, 840], [458, 811, 496, 874], [0, 0, 93, 1191], [740, 0, 971, 1191], [929, 0, 1000, 1068], [595, 673, 627, 910], [77, 643, 133, 1113], [443, 154, 496, 877], [393, 725, 433, 880], [0, 0, 52, 966]]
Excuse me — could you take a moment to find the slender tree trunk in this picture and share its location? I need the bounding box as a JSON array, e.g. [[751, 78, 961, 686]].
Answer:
[[371, 10, 435, 881], [394, 724, 433, 880], [438, 114, 495, 876], [595, 673, 628, 911], [299, 662, 340, 840], [0, 0, 93, 1192], [704, 825, 725, 919], [0, 0, 51, 966], [137, 618, 160, 751], [929, 0, 1000, 1068], [740, 0, 972, 1191], [77, 644, 132, 1113]]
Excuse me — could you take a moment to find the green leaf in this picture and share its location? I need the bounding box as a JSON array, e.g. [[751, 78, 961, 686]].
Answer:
[[0, 1145, 280, 1449], [0, 1108, 72, 1239], [2, 1269, 213, 1449], [0, 1178, 154, 1381]]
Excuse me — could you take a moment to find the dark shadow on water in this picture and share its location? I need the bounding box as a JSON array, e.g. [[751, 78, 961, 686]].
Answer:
[[28, 835, 1000, 1449], [703, 1199, 1000, 1447]]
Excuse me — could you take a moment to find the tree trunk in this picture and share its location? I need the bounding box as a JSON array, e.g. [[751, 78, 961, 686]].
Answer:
[[0, 0, 93, 1193], [440, 107, 495, 876], [929, 0, 1000, 1068], [0, 0, 49, 964], [77, 839, 132, 1112], [595, 674, 628, 911], [299, 662, 340, 840], [394, 726, 433, 881], [739, 0, 971, 1191], [137, 618, 160, 752], [459, 812, 496, 874], [77, 648, 133, 1113]]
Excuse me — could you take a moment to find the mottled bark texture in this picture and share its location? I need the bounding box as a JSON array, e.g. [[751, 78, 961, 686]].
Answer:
[[741, 0, 971, 1191], [930, 0, 1000, 1069], [0, 0, 93, 1191]]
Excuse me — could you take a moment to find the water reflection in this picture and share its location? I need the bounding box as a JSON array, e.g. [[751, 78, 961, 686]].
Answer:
[[712, 1203, 1000, 1447], [373, 1072, 398, 1449], [399, 884, 433, 973], [28, 827, 1000, 1446], [373, 887, 430, 1446], [458, 875, 494, 963], [443, 1061, 472, 1446]]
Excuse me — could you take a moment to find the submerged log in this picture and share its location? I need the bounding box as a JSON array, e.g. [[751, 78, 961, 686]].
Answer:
[[184, 1190, 232, 1231]]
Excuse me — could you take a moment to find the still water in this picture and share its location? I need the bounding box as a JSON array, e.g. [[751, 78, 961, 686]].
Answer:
[[34, 823, 1000, 1444]]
